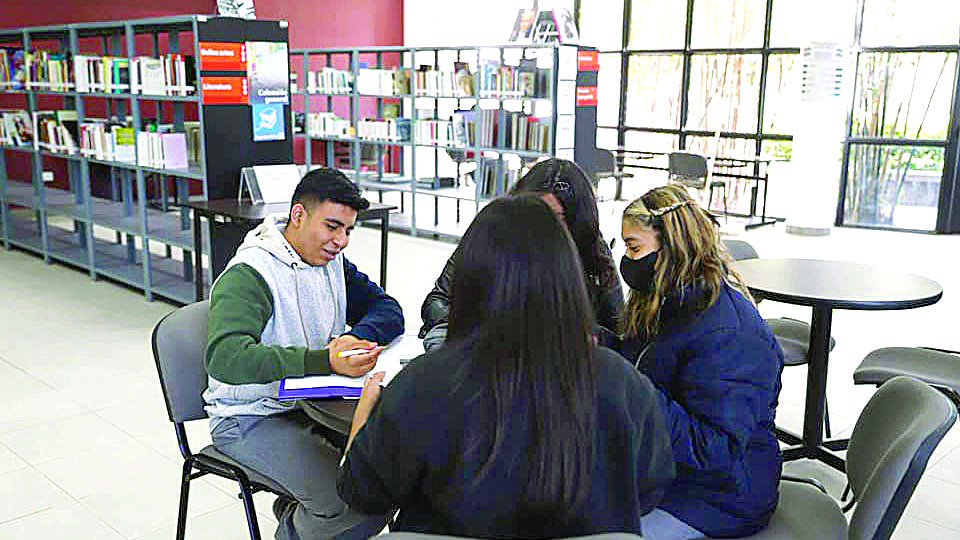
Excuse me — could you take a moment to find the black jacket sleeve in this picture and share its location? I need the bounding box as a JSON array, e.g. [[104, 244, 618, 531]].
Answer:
[[343, 257, 404, 345], [591, 241, 624, 336], [419, 245, 460, 338]]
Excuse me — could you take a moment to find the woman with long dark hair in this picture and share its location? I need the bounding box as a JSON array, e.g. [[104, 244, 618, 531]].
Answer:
[[617, 184, 783, 539], [338, 195, 674, 538], [419, 158, 623, 350]]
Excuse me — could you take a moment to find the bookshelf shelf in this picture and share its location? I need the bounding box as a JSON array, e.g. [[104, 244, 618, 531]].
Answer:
[[2, 182, 40, 208], [0, 14, 290, 303], [39, 150, 84, 161], [0, 144, 36, 153], [6, 214, 44, 252], [291, 43, 600, 238], [78, 92, 201, 103]]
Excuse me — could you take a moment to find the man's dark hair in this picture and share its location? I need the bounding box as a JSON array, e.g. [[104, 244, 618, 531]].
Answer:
[[292, 167, 370, 212]]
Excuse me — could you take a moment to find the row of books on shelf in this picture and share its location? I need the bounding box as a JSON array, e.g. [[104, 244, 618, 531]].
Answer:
[[297, 61, 548, 98], [302, 68, 352, 95], [0, 48, 196, 96], [0, 110, 33, 146], [298, 109, 551, 152], [0, 50, 70, 92], [306, 112, 353, 138], [475, 159, 520, 198], [454, 110, 551, 153], [74, 54, 196, 96], [79, 123, 195, 169], [0, 108, 199, 168]]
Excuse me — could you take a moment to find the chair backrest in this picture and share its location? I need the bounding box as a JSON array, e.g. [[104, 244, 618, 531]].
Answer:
[[668, 151, 709, 188], [721, 239, 759, 261], [152, 300, 211, 424], [595, 148, 616, 173], [847, 376, 957, 540]]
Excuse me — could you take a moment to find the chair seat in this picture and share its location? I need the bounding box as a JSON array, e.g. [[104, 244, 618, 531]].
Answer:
[[765, 318, 836, 367], [198, 445, 295, 498], [854, 347, 960, 389], [739, 481, 846, 540]]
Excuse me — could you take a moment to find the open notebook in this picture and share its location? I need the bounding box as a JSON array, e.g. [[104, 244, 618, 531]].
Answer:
[[278, 335, 424, 400]]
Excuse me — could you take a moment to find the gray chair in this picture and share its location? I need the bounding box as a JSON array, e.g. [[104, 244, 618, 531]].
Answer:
[[741, 376, 956, 540], [151, 300, 293, 540], [854, 347, 960, 406], [722, 239, 838, 436], [668, 151, 727, 217], [379, 534, 643, 540]]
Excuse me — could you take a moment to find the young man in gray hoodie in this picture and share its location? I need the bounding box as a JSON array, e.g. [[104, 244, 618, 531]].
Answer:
[[203, 167, 404, 540]]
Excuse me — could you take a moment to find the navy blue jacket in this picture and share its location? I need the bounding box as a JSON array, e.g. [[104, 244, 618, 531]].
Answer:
[[618, 284, 783, 538], [338, 347, 676, 538], [342, 257, 404, 345]]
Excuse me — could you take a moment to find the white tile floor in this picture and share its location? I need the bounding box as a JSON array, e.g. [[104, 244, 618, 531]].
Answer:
[[1, 201, 960, 539]]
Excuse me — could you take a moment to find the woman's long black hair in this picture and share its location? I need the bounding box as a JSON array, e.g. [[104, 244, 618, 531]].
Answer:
[[510, 158, 617, 291], [446, 194, 598, 519]]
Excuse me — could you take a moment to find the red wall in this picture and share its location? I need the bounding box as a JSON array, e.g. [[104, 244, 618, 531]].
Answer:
[[0, 0, 403, 48], [0, 0, 404, 188]]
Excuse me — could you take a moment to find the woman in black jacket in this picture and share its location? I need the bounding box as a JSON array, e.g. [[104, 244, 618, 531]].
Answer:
[[419, 158, 623, 350], [338, 194, 674, 538]]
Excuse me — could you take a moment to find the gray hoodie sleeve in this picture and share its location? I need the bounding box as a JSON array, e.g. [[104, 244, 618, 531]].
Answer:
[[206, 263, 332, 384]]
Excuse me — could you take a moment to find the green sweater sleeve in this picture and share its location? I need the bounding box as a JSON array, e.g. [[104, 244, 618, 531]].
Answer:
[[206, 263, 331, 384]]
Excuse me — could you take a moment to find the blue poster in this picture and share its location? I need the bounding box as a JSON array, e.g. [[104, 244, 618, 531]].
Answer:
[[252, 103, 285, 142]]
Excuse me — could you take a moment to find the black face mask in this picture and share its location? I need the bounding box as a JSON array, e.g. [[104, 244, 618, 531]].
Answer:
[[620, 251, 658, 292]]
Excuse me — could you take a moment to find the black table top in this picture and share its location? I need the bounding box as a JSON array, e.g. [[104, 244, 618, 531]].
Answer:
[[734, 258, 943, 310], [183, 199, 396, 221]]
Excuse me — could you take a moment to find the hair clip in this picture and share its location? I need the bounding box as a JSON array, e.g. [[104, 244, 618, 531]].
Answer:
[[649, 199, 692, 217], [554, 180, 572, 193]]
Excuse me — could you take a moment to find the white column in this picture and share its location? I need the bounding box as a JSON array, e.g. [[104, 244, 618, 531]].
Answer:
[[784, 0, 856, 236]]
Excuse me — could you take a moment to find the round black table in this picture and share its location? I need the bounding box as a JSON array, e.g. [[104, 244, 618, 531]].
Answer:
[[734, 258, 943, 471], [301, 399, 355, 436]]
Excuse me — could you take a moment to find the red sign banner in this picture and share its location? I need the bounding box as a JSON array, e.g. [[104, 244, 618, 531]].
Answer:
[[201, 76, 249, 105], [576, 86, 598, 107], [199, 42, 247, 71], [578, 51, 600, 72]]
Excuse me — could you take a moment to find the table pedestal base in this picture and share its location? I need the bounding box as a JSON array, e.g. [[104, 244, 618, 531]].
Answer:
[[777, 426, 847, 472]]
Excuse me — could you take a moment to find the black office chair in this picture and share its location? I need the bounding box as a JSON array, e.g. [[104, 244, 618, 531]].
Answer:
[[854, 347, 960, 407], [668, 151, 727, 218], [723, 239, 838, 437], [151, 300, 294, 540], [739, 376, 956, 540]]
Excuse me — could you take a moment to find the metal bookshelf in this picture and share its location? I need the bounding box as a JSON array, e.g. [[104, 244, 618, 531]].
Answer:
[[290, 44, 585, 238], [0, 15, 289, 304]]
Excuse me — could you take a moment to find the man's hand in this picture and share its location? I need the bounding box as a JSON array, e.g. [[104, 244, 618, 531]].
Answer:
[[327, 335, 385, 377]]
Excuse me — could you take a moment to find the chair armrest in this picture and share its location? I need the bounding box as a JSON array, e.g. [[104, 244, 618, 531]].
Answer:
[[781, 475, 828, 494]]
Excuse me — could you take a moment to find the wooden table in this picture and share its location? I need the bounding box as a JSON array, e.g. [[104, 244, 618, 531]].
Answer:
[[182, 200, 396, 301], [735, 258, 943, 471]]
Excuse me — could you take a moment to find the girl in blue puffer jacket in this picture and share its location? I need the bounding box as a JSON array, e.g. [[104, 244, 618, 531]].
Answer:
[[616, 184, 785, 539]]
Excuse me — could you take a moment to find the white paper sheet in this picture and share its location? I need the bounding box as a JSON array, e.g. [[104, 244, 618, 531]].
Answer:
[[282, 335, 424, 390]]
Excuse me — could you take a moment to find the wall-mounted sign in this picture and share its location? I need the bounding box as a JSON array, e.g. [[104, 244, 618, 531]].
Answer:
[[252, 103, 286, 142], [576, 86, 598, 107], [199, 42, 246, 71], [201, 76, 249, 105], [246, 41, 289, 105], [577, 51, 599, 72]]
